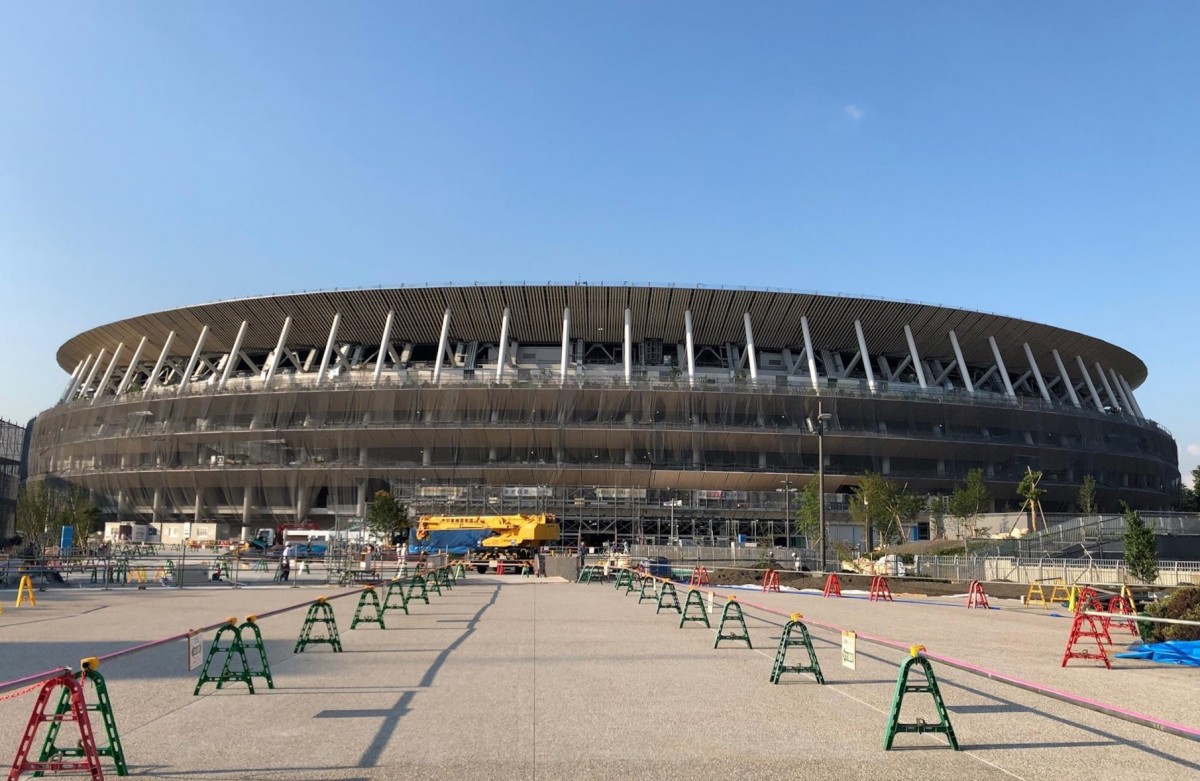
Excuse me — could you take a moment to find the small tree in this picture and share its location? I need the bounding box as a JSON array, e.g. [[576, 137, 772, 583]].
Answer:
[[849, 473, 922, 549], [1077, 474, 1098, 516], [15, 483, 64, 552], [928, 495, 948, 540], [365, 490, 410, 544], [948, 468, 991, 555], [1015, 467, 1046, 532], [795, 480, 821, 549], [57, 487, 100, 548], [1122, 503, 1159, 584]]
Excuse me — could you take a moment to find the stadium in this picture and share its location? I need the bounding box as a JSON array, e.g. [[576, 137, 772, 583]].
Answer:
[[23, 284, 1180, 547]]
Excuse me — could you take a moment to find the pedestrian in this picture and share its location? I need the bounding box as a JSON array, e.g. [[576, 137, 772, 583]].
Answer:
[[279, 556, 291, 583], [536, 549, 547, 578]]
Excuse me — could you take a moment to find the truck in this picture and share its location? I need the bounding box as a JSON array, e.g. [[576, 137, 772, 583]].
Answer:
[[407, 513, 560, 574]]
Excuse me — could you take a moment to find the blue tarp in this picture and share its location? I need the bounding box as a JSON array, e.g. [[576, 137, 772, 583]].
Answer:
[[407, 528, 492, 555], [1114, 640, 1200, 667]]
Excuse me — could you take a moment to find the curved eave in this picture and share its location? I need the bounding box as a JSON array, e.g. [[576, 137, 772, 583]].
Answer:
[[55, 285, 1149, 386]]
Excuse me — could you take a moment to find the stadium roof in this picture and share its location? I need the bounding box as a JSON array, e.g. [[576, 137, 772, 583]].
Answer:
[[56, 284, 1148, 385]]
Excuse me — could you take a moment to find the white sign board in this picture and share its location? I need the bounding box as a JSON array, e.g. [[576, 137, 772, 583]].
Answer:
[[188, 633, 203, 671], [841, 630, 857, 670]]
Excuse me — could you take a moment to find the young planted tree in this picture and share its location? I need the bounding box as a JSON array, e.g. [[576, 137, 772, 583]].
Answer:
[[366, 490, 410, 544], [849, 473, 924, 548], [58, 487, 100, 548], [795, 480, 821, 550], [15, 483, 64, 551], [1077, 474, 1098, 516], [928, 495, 948, 540], [1016, 467, 1047, 532], [1122, 504, 1159, 584], [948, 469, 991, 555]]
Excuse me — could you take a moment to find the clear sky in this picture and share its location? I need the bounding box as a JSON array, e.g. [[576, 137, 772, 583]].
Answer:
[[1, 3, 1197, 485]]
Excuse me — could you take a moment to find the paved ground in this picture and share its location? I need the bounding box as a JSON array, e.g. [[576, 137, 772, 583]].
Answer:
[[1, 575, 1198, 780]]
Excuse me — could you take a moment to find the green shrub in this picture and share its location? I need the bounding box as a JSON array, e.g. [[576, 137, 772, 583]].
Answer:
[[1142, 586, 1200, 642]]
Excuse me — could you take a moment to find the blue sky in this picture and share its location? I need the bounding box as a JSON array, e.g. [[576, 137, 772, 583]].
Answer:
[[1, 3, 1197, 485]]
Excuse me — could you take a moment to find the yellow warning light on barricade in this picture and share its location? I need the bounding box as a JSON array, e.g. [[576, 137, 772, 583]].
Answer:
[[226, 616, 237, 626], [910, 644, 926, 658], [245, 615, 257, 624], [316, 596, 327, 604], [791, 613, 803, 622], [727, 595, 737, 601], [80, 657, 99, 671]]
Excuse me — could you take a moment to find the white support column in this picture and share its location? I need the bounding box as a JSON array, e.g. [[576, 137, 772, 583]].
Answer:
[[988, 336, 1016, 397], [623, 308, 633, 386], [177, 326, 209, 396], [1117, 374, 1145, 418], [90, 343, 124, 405], [496, 307, 511, 382], [115, 336, 148, 397], [1052, 349, 1080, 408], [373, 310, 395, 386], [242, 488, 253, 524], [432, 308, 452, 384], [1094, 361, 1121, 412], [1109, 367, 1133, 415], [800, 315, 819, 389], [78, 349, 107, 400], [559, 307, 571, 385], [854, 320, 876, 392], [147, 332, 176, 393], [1022, 343, 1051, 402], [218, 321, 249, 390], [264, 317, 293, 389], [1075, 356, 1104, 412], [684, 310, 696, 387], [742, 313, 758, 383], [948, 330, 974, 393], [59, 360, 85, 403], [66, 355, 93, 401], [316, 312, 342, 387], [903, 325, 927, 388]]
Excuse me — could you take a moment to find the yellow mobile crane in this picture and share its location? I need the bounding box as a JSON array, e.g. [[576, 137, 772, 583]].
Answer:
[[408, 513, 560, 573]]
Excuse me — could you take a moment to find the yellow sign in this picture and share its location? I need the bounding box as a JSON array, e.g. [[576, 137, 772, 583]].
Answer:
[[841, 630, 857, 670]]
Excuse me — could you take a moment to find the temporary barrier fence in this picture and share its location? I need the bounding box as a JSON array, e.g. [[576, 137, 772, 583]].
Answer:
[[632, 573, 1200, 744]]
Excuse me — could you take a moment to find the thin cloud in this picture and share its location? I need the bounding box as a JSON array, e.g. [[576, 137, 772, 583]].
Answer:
[[843, 104, 864, 121], [1187, 443, 1200, 457]]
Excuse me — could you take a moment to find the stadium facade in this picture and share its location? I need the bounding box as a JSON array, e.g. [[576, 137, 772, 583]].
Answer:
[[25, 284, 1179, 545], [0, 418, 25, 539]]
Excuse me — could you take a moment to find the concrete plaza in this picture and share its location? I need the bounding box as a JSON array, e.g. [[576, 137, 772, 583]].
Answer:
[[1, 575, 1198, 780]]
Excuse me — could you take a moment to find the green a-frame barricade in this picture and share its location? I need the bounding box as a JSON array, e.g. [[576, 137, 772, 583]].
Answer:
[[351, 586, 386, 629], [407, 575, 430, 604], [238, 617, 276, 690], [770, 615, 824, 684], [36, 658, 128, 777], [637, 578, 658, 603], [614, 569, 634, 592], [656, 582, 681, 614], [383, 578, 410, 614], [294, 598, 343, 653], [883, 646, 958, 751], [714, 598, 752, 649], [195, 619, 256, 694], [679, 589, 710, 628]]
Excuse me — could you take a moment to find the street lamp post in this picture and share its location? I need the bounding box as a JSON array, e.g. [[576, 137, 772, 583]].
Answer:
[[816, 409, 832, 573], [778, 478, 793, 550]]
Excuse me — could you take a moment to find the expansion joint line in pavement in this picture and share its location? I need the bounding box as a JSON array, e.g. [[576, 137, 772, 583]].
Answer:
[[355, 583, 502, 769]]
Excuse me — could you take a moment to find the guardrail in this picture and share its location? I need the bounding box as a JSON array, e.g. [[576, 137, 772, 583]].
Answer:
[[912, 556, 1200, 587]]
